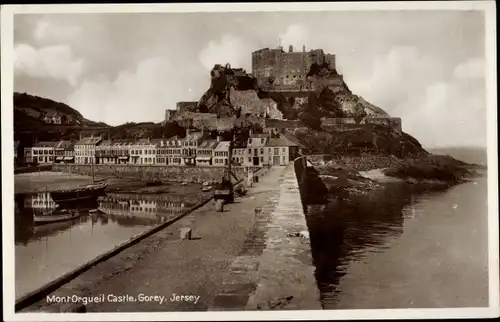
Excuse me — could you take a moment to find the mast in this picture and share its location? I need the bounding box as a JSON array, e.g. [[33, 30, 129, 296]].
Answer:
[[228, 129, 234, 183], [91, 144, 95, 183]]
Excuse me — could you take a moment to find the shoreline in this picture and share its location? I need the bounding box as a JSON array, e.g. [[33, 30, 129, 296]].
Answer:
[[14, 171, 205, 196], [308, 153, 482, 198]]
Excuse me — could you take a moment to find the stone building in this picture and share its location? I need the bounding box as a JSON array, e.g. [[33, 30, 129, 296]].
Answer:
[[75, 136, 102, 165], [252, 45, 336, 91], [213, 140, 231, 166], [232, 145, 247, 166], [43, 111, 62, 124], [23, 147, 33, 164], [246, 133, 270, 167], [31, 141, 60, 164], [128, 139, 157, 165], [196, 139, 218, 166], [265, 135, 301, 166], [182, 130, 208, 166], [54, 140, 74, 163], [161, 136, 184, 166], [164, 109, 178, 122]]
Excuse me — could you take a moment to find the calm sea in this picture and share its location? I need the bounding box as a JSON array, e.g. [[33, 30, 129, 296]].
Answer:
[[307, 147, 489, 309], [14, 191, 199, 300]]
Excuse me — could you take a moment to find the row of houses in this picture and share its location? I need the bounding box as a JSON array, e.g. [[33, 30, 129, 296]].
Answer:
[[23, 130, 304, 167]]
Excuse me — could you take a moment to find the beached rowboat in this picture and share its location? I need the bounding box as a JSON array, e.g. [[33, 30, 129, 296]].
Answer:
[[34, 209, 81, 225]]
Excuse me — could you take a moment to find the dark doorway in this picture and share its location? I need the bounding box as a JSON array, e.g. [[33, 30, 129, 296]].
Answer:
[[253, 157, 259, 166]]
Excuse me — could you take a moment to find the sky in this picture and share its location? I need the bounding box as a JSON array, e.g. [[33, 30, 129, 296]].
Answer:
[[13, 10, 487, 148]]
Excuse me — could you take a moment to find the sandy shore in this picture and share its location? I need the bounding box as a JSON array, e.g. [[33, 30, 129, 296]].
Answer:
[[14, 171, 204, 195], [358, 168, 404, 183]]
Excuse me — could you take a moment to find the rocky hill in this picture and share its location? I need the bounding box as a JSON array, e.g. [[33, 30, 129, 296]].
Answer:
[[14, 92, 109, 127], [290, 124, 427, 158]]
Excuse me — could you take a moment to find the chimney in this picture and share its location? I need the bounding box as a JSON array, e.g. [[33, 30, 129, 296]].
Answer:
[[217, 135, 222, 142], [289, 45, 293, 53], [249, 128, 253, 137], [303, 45, 306, 52]]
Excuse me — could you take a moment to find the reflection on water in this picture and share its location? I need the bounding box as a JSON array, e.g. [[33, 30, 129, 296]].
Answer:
[[306, 175, 488, 309], [14, 191, 194, 299]]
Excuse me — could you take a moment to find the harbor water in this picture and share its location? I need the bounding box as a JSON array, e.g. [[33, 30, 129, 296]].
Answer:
[[308, 147, 489, 309], [14, 190, 199, 300]]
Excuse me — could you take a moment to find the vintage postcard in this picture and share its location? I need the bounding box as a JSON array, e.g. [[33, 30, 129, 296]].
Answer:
[[1, 1, 498, 321]]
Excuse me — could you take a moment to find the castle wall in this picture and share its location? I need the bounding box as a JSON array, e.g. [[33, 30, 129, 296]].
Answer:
[[320, 117, 403, 132], [364, 117, 402, 132], [252, 47, 336, 93], [52, 164, 262, 184], [176, 101, 198, 113]]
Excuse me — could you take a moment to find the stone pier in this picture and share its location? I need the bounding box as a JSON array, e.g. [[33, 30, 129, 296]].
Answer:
[[210, 164, 321, 310], [20, 163, 320, 312]]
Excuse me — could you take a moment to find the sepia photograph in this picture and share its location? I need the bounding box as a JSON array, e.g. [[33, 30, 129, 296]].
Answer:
[[1, 1, 498, 321]]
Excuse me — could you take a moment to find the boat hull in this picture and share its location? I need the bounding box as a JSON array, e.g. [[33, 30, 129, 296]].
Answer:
[[50, 184, 107, 207], [34, 213, 80, 225]]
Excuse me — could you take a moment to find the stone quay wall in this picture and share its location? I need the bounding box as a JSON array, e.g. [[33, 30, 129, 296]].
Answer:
[[52, 164, 265, 184]]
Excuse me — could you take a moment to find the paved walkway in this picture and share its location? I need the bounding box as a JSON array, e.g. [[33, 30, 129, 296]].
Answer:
[[210, 165, 321, 311], [24, 165, 289, 312]]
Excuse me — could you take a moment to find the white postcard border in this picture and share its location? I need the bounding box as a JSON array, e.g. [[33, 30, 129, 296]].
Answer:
[[2, 1, 498, 321]]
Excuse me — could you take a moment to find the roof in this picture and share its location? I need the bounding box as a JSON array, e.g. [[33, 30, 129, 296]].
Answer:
[[281, 133, 306, 149], [56, 140, 74, 149], [112, 140, 134, 146], [98, 140, 113, 147], [33, 141, 60, 148], [250, 133, 269, 139], [266, 137, 298, 147], [185, 131, 204, 141], [136, 138, 154, 145], [75, 137, 102, 145], [265, 119, 304, 129], [46, 111, 60, 117], [198, 140, 219, 150], [248, 134, 269, 147], [214, 141, 231, 151]]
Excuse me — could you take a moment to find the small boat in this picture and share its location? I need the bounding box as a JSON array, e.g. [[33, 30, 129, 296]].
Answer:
[[34, 209, 81, 225], [50, 182, 108, 207], [50, 156, 107, 207], [202, 186, 213, 192], [146, 180, 163, 187], [214, 178, 234, 204]]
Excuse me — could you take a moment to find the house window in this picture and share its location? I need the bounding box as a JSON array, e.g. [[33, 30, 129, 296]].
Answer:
[[260, 148, 264, 154], [248, 149, 251, 154], [248, 157, 252, 163], [274, 148, 279, 155], [282, 148, 286, 153], [260, 156, 264, 162], [39, 156, 43, 162]]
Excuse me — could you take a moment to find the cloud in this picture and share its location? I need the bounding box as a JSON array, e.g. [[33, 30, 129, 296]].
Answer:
[[453, 58, 485, 80], [278, 24, 310, 50], [198, 34, 253, 71], [67, 57, 202, 125], [14, 44, 84, 86], [33, 19, 82, 43], [349, 46, 486, 147]]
